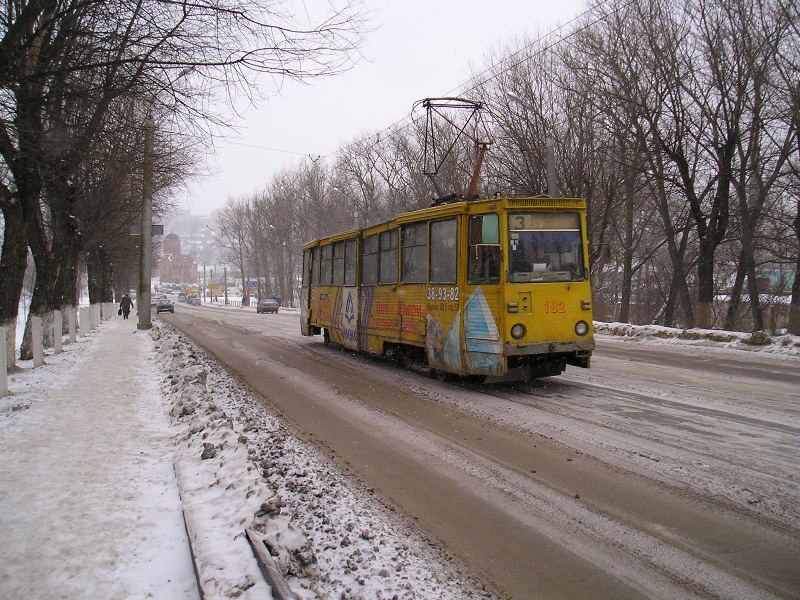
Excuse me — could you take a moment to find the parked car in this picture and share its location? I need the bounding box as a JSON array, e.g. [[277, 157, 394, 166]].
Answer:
[[156, 298, 175, 313], [256, 298, 279, 314], [187, 295, 201, 306]]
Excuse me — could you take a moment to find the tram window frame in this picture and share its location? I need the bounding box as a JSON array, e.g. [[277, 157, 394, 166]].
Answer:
[[429, 218, 458, 284], [344, 238, 357, 286], [379, 229, 398, 285], [310, 247, 320, 285], [401, 222, 427, 284], [320, 244, 333, 285], [468, 213, 501, 284], [361, 234, 379, 285], [332, 241, 345, 285], [302, 250, 310, 287]]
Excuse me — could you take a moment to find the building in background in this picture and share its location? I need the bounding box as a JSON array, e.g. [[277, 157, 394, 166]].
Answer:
[[164, 211, 220, 267], [159, 233, 198, 284]]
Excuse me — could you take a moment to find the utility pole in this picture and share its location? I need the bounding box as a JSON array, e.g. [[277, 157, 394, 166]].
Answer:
[[138, 114, 154, 330], [282, 241, 289, 306], [224, 265, 228, 306], [203, 263, 206, 304]]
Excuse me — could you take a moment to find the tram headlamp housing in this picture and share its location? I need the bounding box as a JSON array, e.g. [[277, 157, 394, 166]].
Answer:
[[510, 323, 526, 339], [575, 321, 589, 336]]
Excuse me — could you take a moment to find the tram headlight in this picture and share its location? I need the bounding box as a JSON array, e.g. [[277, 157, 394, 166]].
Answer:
[[511, 323, 526, 339], [575, 320, 589, 336]]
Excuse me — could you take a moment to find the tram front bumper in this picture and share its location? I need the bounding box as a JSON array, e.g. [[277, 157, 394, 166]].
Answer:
[[504, 340, 595, 356]]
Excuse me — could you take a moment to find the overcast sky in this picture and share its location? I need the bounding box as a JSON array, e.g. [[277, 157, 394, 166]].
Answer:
[[179, 0, 587, 216]]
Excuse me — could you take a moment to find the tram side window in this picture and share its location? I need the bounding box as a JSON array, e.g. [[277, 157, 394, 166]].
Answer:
[[402, 222, 427, 284], [302, 250, 310, 287], [311, 247, 320, 285], [468, 213, 500, 284], [361, 234, 379, 285], [320, 244, 333, 284], [332, 241, 345, 285], [344, 239, 357, 286], [430, 219, 457, 284], [379, 230, 398, 284]]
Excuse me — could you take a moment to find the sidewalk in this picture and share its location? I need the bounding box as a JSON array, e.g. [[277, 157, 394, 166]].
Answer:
[[0, 318, 198, 600]]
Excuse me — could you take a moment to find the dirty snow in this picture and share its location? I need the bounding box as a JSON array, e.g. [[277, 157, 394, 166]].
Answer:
[[2, 312, 798, 599], [1, 316, 492, 600]]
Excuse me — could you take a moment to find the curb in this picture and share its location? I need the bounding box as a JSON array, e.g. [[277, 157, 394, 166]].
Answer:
[[173, 464, 206, 600], [245, 528, 297, 600]]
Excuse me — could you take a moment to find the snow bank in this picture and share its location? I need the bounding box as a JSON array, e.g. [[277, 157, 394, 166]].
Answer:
[[153, 324, 493, 600], [595, 321, 800, 356]]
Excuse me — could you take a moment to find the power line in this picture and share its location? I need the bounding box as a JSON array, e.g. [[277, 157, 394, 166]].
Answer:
[[324, 0, 629, 157], [233, 1, 633, 162], [225, 140, 309, 156]]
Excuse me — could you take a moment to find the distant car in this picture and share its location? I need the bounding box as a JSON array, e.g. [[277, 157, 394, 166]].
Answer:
[[188, 295, 201, 306], [156, 298, 175, 313], [256, 298, 279, 314], [178, 293, 187, 302]]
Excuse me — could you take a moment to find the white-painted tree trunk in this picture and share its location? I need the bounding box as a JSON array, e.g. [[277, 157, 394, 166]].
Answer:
[[0, 326, 7, 396], [31, 316, 44, 367], [53, 310, 63, 354], [67, 306, 77, 343], [79, 307, 89, 338], [1, 318, 15, 371]]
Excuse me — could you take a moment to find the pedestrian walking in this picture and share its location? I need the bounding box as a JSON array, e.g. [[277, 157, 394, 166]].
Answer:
[[119, 294, 134, 319]]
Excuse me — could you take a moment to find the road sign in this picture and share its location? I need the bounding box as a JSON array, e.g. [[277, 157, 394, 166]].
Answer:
[[129, 224, 164, 235]]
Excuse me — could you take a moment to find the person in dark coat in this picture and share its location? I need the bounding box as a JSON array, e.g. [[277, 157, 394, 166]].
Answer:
[[119, 294, 134, 319]]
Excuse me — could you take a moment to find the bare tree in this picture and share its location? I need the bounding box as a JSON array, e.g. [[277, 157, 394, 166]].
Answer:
[[1, 0, 365, 358]]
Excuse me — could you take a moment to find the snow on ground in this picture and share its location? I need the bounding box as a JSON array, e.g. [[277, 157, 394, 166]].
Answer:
[[3, 308, 797, 600], [155, 323, 493, 600], [594, 321, 800, 356], [0, 319, 197, 600], [1, 315, 493, 600]]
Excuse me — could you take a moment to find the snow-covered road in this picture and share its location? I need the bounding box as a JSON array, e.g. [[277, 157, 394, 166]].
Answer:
[[160, 304, 800, 599]]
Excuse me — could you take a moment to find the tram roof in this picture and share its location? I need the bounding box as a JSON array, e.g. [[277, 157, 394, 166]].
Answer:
[[302, 195, 586, 249]]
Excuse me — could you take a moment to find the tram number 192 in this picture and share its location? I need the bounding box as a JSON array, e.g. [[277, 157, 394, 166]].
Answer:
[[543, 299, 566, 314]]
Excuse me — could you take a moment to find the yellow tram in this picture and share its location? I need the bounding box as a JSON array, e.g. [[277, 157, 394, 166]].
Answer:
[[300, 196, 594, 382]]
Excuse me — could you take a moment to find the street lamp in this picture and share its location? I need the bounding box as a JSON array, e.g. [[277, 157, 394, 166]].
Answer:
[[507, 92, 557, 197]]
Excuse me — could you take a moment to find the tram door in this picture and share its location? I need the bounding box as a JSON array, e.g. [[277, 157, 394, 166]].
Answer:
[[300, 247, 315, 336], [462, 213, 504, 376]]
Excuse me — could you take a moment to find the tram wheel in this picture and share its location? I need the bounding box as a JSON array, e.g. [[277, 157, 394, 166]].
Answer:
[[433, 369, 455, 382]]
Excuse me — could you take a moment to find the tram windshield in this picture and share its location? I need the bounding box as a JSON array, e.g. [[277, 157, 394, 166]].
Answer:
[[507, 212, 585, 283]]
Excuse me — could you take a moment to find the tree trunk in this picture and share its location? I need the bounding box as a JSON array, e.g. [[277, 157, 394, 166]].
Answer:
[[52, 197, 82, 311], [652, 170, 693, 328], [695, 236, 717, 329], [725, 245, 747, 332], [618, 166, 635, 323], [0, 203, 28, 370], [87, 248, 114, 303], [745, 242, 763, 331], [788, 201, 800, 335]]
